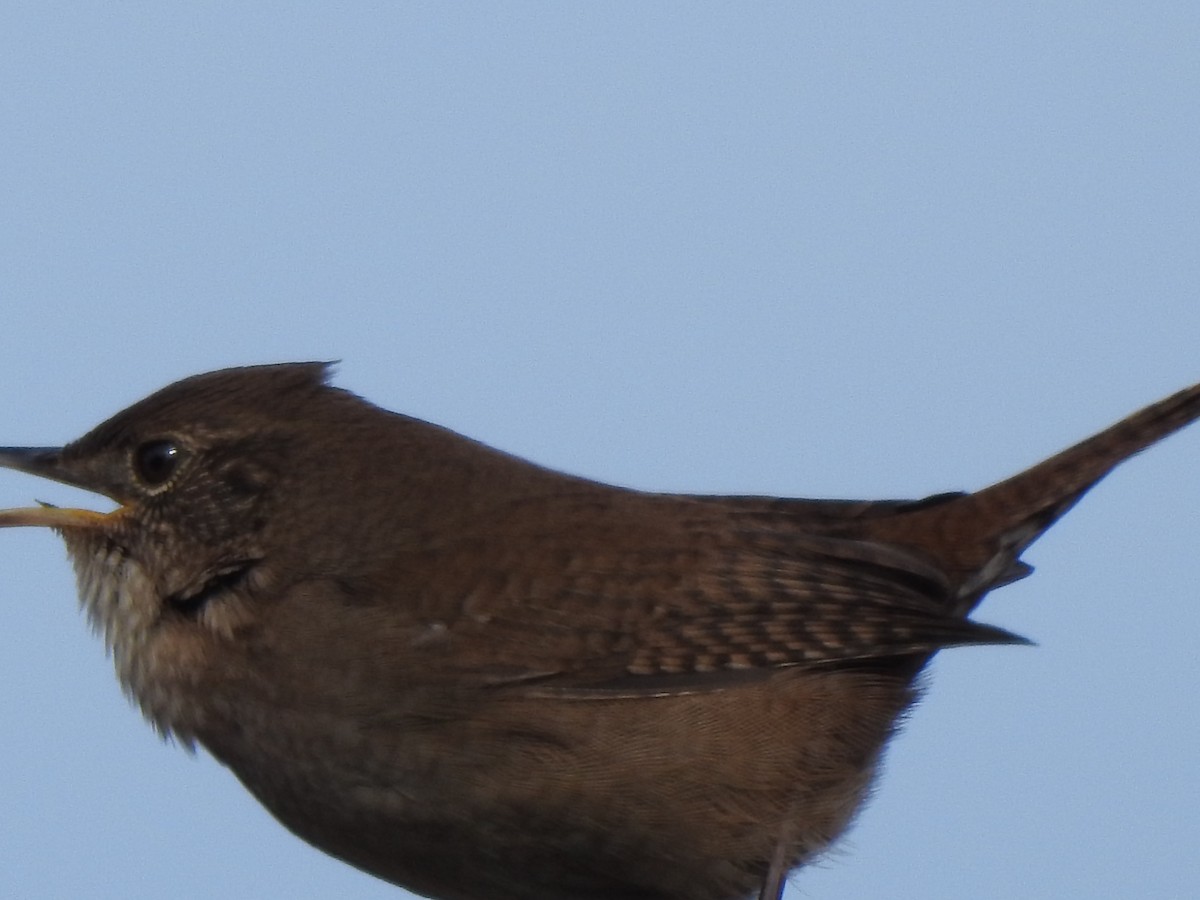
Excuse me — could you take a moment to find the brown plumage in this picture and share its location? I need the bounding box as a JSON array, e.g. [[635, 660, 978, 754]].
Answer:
[[0, 364, 1196, 900]]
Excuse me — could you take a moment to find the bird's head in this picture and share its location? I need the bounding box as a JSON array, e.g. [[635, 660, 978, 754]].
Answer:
[[0, 362, 342, 737]]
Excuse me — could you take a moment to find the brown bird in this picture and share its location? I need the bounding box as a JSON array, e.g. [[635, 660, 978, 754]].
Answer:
[[0, 363, 1196, 900]]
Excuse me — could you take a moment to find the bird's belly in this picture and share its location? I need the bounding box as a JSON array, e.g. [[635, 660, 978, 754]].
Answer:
[[203, 668, 914, 900]]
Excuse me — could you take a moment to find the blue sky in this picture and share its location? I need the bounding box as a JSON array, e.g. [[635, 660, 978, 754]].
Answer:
[[1, 4, 1197, 898]]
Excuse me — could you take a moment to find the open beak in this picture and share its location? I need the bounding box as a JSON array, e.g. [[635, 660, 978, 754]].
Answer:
[[0, 447, 115, 530]]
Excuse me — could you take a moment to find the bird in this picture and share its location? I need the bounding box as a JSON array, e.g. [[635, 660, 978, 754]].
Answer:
[[0, 362, 1196, 900]]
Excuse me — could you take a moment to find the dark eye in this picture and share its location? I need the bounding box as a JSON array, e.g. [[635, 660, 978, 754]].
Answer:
[[134, 440, 185, 486]]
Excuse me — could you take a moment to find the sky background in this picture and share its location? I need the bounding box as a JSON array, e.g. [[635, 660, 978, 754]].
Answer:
[[1, 4, 1198, 898]]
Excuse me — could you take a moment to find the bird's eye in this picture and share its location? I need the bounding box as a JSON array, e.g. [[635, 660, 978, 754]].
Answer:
[[134, 440, 185, 486]]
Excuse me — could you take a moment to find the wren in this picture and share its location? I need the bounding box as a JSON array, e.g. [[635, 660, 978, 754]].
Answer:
[[0, 363, 1196, 900]]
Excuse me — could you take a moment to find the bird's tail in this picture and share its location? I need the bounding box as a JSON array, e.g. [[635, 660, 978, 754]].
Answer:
[[865, 381, 1200, 613]]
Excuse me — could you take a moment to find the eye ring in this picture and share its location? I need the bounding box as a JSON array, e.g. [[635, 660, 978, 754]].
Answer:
[[133, 439, 186, 487]]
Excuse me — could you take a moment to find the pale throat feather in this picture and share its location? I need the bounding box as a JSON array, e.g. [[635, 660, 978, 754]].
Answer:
[[63, 534, 202, 744]]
